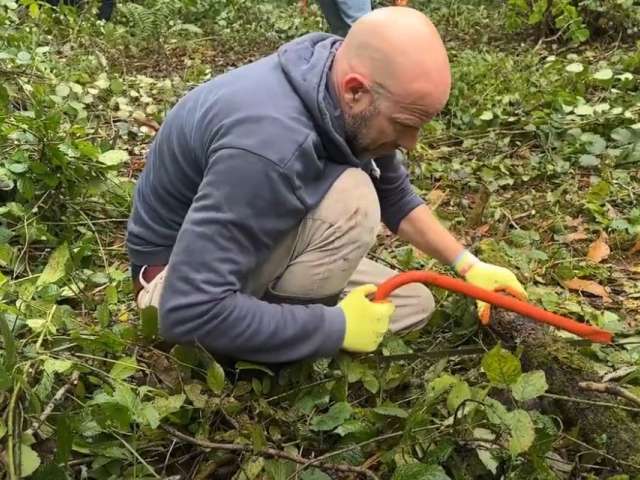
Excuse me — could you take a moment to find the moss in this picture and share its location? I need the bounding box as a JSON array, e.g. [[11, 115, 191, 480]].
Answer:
[[488, 312, 640, 473]]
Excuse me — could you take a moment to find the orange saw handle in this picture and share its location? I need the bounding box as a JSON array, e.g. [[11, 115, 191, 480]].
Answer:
[[374, 270, 614, 344]]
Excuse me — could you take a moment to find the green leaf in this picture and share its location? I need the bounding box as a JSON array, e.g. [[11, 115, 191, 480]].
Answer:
[[479, 111, 493, 121], [511, 370, 548, 401], [55, 84, 70, 97], [484, 397, 510, 425], [0, 366, 11, 391], [7, 163, 28, 173], [16, 51, 31, 64], [574, 104, 593, 116], [109, 356, 138, 380], [36, 243, 70, 287], [0, 313, 17, 371], [481, 345, 522, 386], [43, 358, 73, 375], [140, 306, 158, 341], [153, 394, 185, 418], [235, 361, 274, 375], [32, 464, 68, 480], [206, 361, 225, 394], [54, 415, 73, 464], [310, 402, 353, 431], [137, 402, 160, 428], [96, 303, 110, 328], [264, 460, 296, 480], [184, 383, 208, 408], [233, 457, 264, 480], [426, 373, 458, 400], [392, 463, 451, 480], [611, 128, 632, 143], [447, 380, 471, 413], [20, 443, 41, 478], [334, 419, 370, 437], [506, 409, 535, 455], [98, 149, 129, 166], [565, 62, 584, 73], [592, 68, 613, 80], [372, 405, 409, 418], [300, 469, 332, 480], [578, 154, 600, 167]]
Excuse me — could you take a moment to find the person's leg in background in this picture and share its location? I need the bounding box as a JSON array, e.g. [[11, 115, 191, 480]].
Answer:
[[316, 0, 372, 37], [98, 0, 116, 21]]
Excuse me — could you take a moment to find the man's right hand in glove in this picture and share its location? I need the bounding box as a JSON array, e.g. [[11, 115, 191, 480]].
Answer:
[[338, 284, 395, 353]]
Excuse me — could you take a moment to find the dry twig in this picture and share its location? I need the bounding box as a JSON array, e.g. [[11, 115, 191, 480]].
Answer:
[[161, 424, 379, 480], [578, 381, 640, 408], [25, 370, 81, 437]]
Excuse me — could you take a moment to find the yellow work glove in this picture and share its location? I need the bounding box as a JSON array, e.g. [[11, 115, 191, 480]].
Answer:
[[453, 250, 527, 325], [338, 284, 395, 353]]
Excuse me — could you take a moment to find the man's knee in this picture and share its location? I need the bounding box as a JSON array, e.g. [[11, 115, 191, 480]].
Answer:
[[390, 282, 436, 332], [314, 167, 381, 254]]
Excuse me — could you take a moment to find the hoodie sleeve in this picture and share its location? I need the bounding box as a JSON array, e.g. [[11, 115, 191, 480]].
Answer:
[[372, 151, 424, 233], [158, 148, 346, 363]]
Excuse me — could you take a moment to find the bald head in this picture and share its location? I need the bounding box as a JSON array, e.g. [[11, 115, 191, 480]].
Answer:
[[341, 7, 450, 107], [330, 7, 451, 158]]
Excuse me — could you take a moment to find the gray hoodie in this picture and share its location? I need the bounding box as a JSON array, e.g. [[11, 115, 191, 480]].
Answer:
[[126, 33, 423, 363]]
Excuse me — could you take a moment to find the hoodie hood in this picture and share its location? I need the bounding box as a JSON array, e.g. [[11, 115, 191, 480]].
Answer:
[[277, 33, 363, 168]]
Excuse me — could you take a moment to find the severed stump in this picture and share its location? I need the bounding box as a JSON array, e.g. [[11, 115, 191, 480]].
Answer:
[[488, 311, 640, 473]]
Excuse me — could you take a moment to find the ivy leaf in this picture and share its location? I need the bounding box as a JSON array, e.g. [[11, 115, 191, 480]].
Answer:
[[574, 104, 594, 116], [578, 154, 600, 167], [506, 409, 535, 455], [20, 443, 41, 478], [310, 402, 353, 431], [206, 361, 225, 394], [36, 243, 70, 286], [55, 84, 70, 97], [592, 68, 613, 80], [565, 62, 584, 73], [481, 345, 522, 386], [109, 356, 138, 380], [511, 370, 548, 401], [392, 463, 451, 480], [98, 149, 129, 166], [611, 127, 632, 144]]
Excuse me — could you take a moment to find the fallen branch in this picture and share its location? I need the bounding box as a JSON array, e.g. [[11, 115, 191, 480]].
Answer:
[[578, 381, 640, 408], [161, 424, 379, 480], [25, 370, 80, 437]]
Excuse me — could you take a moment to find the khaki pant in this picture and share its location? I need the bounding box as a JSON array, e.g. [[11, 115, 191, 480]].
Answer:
[[138, 168, 435, 332]]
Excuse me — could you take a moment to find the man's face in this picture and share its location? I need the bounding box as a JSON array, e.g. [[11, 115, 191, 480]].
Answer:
[[343, 83, 439, 160]]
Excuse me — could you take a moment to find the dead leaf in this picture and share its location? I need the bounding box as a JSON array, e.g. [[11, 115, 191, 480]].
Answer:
[[587, 232, 610, 263], [562, 278, 612, 302], [630, 238, 640, 255], [566, 216, 585, 228], [474, 224, 491, 236], [558, 228, 588, 243]]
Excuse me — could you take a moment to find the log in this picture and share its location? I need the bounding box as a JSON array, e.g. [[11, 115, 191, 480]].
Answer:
[[489, 311, 640, 473]]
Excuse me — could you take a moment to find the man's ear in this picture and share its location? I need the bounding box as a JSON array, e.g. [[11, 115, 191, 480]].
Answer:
[[342, 73, 372, 110]]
